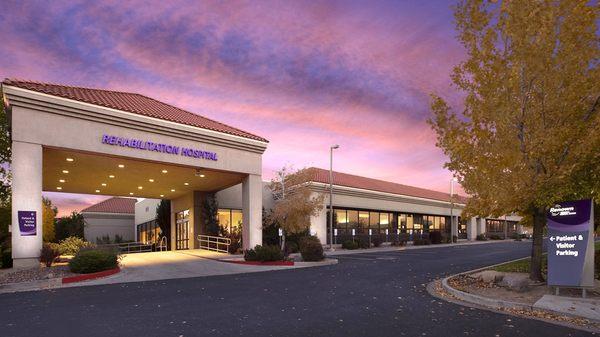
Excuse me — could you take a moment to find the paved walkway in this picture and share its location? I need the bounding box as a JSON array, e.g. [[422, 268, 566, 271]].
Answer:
[[535, 294, 600, 322]]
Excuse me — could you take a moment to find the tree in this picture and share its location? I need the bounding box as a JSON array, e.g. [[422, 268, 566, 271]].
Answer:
[[202, 193, 220, 236], [267, 167, 325, 252], [0, 91, 12, 249], [55, 212, 85, 241], [429, 0, 600, 281], [41, 197, 57, 242], [156, 199, 171, 248]]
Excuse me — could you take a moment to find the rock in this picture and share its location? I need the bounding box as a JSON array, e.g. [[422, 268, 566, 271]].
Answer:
[[46, 273, 54, 279], [472, 270, 504, 283], [499, 273, 529, 291]]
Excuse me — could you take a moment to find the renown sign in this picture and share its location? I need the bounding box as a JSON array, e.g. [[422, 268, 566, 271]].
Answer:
[[547, 199, 594, 288]]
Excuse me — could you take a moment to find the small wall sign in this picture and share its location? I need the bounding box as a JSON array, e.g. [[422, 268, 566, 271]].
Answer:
[[18, 211, 36, 236], [278, 228, 283, 237]]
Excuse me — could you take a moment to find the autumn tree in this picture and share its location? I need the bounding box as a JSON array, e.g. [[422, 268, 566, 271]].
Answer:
[[267, 167, 325, 252], [42, 197, 57, 242], [429, 0, 600, 281]]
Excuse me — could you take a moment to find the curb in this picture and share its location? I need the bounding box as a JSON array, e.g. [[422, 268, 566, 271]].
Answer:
[[438, 257, 600, 325], [219, 260, 294, 266], [62, 267, 121, 284]]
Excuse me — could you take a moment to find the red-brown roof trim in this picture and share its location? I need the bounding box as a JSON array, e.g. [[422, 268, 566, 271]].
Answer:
[[2, 79, 268, 143], [308, 167, 469, 204], [81, 197, 136, 214]]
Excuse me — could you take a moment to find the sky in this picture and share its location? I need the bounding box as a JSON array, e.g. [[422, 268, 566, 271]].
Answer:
[[0, 0, 466, 217]]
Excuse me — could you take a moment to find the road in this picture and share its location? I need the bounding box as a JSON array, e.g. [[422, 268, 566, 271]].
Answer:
[[0, 241, 594, 337]]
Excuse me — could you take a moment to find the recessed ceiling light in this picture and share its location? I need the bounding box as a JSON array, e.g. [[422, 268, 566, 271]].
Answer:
[[66, 158, 74, 162], [109, 175, 115, 179], [59, 179, 65, 183], [118, 164, 125, 168], [148, 179, 154, 183], [171, 189, 175, 192], [95, 189, 100, 193], [160, 194, 164, 198], [56, 187, 62, 190], [161, 169, 168, 174], [199, 174, 205, 178], [62, 170, 69, 174], [138, 186, 143, 190], [129, 192, 134, 196], [101, 183, 107, 187], [184, 182, 189, 186]]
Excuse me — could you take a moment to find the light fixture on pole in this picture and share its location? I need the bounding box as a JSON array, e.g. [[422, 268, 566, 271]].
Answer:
[[450, 177, 458, 243], [329, 144, 339, 250]]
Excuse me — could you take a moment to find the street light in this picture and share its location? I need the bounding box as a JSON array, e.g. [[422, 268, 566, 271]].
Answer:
[[450, 177, 458, 243], [329, 144, 339, 250]]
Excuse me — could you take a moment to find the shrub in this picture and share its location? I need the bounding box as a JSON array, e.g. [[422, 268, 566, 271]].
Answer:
[[114, 234, 123, 244], [476, 234, 488, 241], [452, 235, 458, 243], [429, 231, 442, 244], [489, 234, 503, 240], [1, 248, 12, 269], [96, 235, 111, 245], [355, 236, 371, 249], [285, 241, 299, 255], [413, 237, 431, 246], [299, 236, 324, 261], [372, 236, 383, 247], [244, 245, 284, 262], [342, 240, 359, 250], [59, 236, 95, 255], [69, 249, 119, 274], [40, 243, 61, 267]]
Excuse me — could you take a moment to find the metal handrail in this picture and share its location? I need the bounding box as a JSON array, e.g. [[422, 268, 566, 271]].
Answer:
[[97, 241, 153, 254], [197, 234, 231, 254], [157, 236, 168, 252]]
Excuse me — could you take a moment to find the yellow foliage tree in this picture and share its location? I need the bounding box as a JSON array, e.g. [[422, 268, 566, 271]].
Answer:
[[42, 197, 57, 242]]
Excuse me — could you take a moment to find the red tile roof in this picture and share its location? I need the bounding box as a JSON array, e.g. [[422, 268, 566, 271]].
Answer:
[[308, 167, 468, 204], [2, 79, 268, 142], [81, 197, 136, 214]]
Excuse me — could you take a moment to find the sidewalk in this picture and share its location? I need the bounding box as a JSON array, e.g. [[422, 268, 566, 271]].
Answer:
[[535, 294, 600, 322]]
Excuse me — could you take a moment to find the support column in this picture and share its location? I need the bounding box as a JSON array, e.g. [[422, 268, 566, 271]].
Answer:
[[11, 141, 43, 268], [477, 217, 486, 236], [467, 217, 478, 241], [242, 174, 262, 250], [450, 215, 458, 240], [310, 204, 327, 245]]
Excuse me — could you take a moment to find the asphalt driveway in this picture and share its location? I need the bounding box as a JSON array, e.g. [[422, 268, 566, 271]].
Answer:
[[0, 241, 594, 337]]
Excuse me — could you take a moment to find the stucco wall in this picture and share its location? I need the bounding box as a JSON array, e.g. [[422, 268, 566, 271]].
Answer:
[[83, 213, 135, 242]]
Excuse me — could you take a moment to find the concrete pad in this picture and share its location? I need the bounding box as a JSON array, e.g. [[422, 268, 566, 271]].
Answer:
[[534, 294, 600, 322]]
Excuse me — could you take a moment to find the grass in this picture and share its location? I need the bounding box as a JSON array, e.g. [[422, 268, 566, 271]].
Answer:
[[491, 241, 599, 275]]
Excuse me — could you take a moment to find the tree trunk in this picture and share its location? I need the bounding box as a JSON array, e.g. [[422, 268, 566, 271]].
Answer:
[[280, 232, 286, 255], [529, 206, 546, 282]]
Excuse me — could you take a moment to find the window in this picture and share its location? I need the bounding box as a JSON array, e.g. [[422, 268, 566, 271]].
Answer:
[[379, 213, 390, 234], [369, 212, 379, 234], [137, 220, 161, 244], [347, 210, 358, 234], [334, 209, 348, 235], [218, 209, 243, 235], [358, 212, 369, 234]]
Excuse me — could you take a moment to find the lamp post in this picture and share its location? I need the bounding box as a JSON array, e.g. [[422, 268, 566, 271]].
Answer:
[[329, 144, 339, 250], [450, 177, 458, 243]]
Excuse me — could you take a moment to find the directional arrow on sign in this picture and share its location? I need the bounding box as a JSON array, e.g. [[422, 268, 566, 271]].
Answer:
[[550, 237, 555, 242]]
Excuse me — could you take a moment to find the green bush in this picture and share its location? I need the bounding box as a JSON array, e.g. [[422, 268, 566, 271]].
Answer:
[[413, 237, 431, 246], [69, 249, 119, 274], [372, 236, 383, 247], [59, 236, 95, 255], [355, 236, 370, 249], [342, 240, 359, 250], [489, 234, 503, 240], [429, 231, 442, 244], [476, 234, 488, 241], [299, 236, 324, 261], [1, 248, 12, 269], [40, 243, 61, 267], [285, 241, 299, 255], [244, 245, 284, 262]]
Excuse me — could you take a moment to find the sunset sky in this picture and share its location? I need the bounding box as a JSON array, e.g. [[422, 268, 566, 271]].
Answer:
[[0, 0, 466, 216]]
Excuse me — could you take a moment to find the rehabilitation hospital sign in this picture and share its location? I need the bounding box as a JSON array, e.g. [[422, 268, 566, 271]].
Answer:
[[101, 134, 218, 161]]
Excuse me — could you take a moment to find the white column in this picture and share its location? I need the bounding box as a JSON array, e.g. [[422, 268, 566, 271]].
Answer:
[[467, 217, 478, 241], [11, 141, 43, 268], [242, 174, 262, 250], [477, 217, 486, 236], [310, 203, 327, 245], [450, 216, 458, 239]]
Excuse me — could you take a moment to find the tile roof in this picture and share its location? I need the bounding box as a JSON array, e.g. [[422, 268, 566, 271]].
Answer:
[[2, 79, 268, 142], [81, 197, 136, 214], [308, 167, 469, 204]]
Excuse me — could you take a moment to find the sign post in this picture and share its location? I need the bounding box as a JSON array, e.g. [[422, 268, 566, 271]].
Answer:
[[547, 199, 595, 295]]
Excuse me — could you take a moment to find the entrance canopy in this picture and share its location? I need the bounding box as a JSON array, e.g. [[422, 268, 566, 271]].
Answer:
[[43, 148, 245, 199]]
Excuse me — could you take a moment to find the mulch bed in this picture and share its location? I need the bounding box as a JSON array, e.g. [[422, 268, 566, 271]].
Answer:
[[0, 265, 75, 285]]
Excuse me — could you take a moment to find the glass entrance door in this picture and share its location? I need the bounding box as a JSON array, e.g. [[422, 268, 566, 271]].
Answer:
[[176, 209, 190, 250]]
